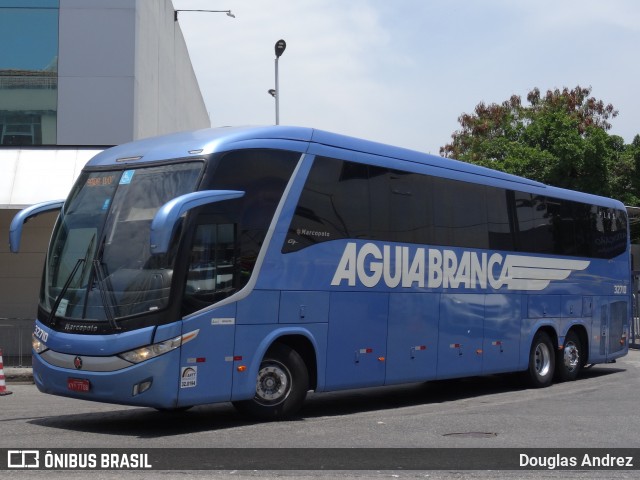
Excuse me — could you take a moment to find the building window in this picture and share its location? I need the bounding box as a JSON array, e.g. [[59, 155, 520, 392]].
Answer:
[[0, 0, 59, 145]]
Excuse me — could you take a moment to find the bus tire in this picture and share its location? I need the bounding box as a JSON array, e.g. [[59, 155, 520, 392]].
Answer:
[[527, 331, 555, 388], [555, 331, 583, 382], [233, 343, 309, 420]]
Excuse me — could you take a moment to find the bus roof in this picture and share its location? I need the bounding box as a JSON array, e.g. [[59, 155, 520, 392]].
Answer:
[[85, 125, 624, 210], [86, 126, 314, 167]]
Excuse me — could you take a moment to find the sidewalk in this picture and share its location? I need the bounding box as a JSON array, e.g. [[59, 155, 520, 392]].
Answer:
[[4, 367, 34, 384]]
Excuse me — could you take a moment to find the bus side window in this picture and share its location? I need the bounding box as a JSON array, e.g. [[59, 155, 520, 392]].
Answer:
[[184, 223, 236, 307], [284, 156, 370, 252], [432, 177, 488, 249], [384, 169, 432, 244], [487, 187, 515, 251]]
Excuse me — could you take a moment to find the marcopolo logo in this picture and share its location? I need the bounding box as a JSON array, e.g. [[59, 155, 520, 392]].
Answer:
[[330, 242, 590, 291]]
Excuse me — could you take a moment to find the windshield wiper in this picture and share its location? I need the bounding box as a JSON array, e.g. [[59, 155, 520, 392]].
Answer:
[[49, 233, 96, 326], [49, 258, 85, 326], [92, 259, 121, 332]]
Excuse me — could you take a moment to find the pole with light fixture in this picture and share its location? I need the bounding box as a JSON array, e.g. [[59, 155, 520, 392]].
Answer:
[[273, 39, 286, 125], [174, 9, 235, 21]]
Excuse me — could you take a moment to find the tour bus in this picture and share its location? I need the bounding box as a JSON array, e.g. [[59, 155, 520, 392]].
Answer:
[[10, 126, 630, 419]]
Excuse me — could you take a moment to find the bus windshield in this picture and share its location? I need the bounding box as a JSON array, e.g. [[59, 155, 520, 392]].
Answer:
[[41, 162, 203, 322]]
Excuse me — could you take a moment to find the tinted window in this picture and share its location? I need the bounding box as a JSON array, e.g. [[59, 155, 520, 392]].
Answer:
[[591, 206, 627, 258], [284, 155, 627, 260], [514, 193, 553, 254], [284, 157, 370, 252], [513, 194, 627, 259], [386, 169, 432, 244], [183, 149, 299, 311], [487, 188, 515, 250], [432, 178, 488, 249]]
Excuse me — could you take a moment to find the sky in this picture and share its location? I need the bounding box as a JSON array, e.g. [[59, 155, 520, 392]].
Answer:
[[172, 0, 640, 156]]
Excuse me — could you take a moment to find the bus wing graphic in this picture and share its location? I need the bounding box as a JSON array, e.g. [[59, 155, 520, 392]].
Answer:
[[502, 255, 590, 291]]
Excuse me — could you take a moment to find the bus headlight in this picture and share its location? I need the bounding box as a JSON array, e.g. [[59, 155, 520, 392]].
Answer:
[[32, 335, 48, 354], [118, 329, 199, 364]]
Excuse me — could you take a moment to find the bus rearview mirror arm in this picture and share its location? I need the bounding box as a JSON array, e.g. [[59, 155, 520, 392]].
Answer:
[[150, 190, 245, 255], [9, 199, 65, 253]]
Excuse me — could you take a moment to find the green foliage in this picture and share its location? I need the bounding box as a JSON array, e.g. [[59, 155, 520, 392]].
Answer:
[[440, 86, 640, 206]]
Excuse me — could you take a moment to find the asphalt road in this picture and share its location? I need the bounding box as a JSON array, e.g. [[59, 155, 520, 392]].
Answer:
[[2, 349, 640, 479]]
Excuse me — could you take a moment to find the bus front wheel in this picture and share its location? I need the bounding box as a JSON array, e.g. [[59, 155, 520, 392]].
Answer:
[[527, 331, 555, 388], [233, 343, 309, 420]]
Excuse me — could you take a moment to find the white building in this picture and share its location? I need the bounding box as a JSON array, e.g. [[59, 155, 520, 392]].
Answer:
[[0, 0, 210, 363]]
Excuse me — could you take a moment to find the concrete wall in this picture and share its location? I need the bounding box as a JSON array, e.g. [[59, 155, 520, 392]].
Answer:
[[56, 0, 136, 145], [0, 209, 57, 320], [56, 0, 209, 146], [134, 1, 210, 139]]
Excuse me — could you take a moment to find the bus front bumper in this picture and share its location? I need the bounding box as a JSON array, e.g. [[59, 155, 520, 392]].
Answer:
[[32, 348, 181, 409]]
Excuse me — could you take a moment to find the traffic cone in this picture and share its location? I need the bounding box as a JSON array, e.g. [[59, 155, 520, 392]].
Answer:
[[0, 348, 13, 396]]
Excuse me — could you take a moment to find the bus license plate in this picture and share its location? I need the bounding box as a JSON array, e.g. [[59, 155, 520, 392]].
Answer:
[[67, 378, 90, 392]]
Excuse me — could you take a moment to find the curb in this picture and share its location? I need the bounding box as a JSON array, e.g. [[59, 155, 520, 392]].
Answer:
[[4, 367, 34, 384]]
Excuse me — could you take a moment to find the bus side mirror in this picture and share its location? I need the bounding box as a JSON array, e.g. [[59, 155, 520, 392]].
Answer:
[[9, 199, 65, 253], [150, 190, 245, 255]]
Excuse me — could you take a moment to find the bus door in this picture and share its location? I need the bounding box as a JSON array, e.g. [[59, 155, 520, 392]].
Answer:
[[177, 303, 237, 406], [325, 292, 388, 390], [177, 222, 239, 406]]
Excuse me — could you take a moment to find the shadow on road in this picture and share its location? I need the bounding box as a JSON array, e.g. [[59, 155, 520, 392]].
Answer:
[[28, 365, 623, 439]]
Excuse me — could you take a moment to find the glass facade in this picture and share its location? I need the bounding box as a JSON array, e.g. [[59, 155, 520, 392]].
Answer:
[[0, 0, 59, 145]]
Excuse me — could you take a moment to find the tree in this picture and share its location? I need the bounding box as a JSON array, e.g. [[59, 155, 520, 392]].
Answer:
[[440, 86, 639, 205]]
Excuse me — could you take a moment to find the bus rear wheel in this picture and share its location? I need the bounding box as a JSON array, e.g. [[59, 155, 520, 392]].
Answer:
[[555, 331, 583, 382], [527, 331, 555, 388], [233, 343, 309, 420]]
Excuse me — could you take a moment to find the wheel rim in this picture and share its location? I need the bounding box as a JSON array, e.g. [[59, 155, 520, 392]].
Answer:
[[563, 341, 580, 372], [534, 342, 552, 377], [255, 361, 291, 406]]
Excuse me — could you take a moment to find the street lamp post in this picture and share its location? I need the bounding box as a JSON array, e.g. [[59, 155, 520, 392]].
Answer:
[[273, 39, 286, 125]]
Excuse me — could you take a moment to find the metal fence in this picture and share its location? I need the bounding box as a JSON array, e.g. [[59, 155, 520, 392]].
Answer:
[[0, 319, 34, 367], [632, 316, 640, 350], [631, 273, 640, 350]]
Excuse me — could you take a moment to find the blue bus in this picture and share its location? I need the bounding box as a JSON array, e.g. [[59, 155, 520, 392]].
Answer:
[[10, 126, 631, 419]]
